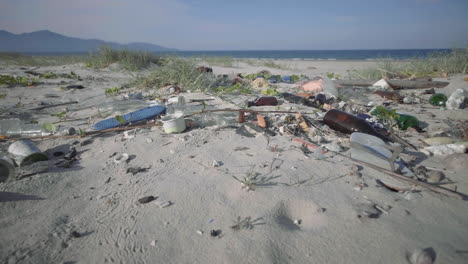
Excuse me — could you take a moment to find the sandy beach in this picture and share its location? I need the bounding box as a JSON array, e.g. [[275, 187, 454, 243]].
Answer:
[[1, 58, 468, 264]]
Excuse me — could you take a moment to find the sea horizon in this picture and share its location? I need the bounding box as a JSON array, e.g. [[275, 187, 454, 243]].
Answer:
[[21, 48, 452, 60]]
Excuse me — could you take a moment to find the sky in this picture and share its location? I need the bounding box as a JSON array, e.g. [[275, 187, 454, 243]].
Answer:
[[0, 0, 467, 50]]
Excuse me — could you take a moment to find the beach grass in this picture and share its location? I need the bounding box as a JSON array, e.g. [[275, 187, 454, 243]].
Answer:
[[133, 56, 217, 92], [350, 47, 468, 79], [86, 45, 163, 71]]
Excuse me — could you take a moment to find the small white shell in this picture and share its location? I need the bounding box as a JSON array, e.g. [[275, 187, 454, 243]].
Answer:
[[113, 153, 129, 164]]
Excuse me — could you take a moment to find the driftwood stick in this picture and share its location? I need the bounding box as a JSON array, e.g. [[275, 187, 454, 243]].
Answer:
[[184, 108, 320, 118], [29, 101, 79, 111]]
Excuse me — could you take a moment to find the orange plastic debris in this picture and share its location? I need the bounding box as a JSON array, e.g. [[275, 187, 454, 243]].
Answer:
[[301, 79, 323, 92], [257, 114, 267, 128]]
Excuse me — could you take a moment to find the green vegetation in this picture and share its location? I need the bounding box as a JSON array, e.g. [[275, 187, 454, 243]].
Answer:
[[203, 56, 237, 67], [105, 87, 121, 96], [51, 111, 67, 122], [262, 87, 279, 96], [351, 47, 468, 79], [115, 115, 126, 125], [0, 93, 6, 99], [86, 45, 162, 71], [0, 75, 39, 87], [373, 105, 400, 132], [133, 56, 217, 92], [38, 71, 80, 79], [42, 123, 57, 133], [0, 52, 87, 66]]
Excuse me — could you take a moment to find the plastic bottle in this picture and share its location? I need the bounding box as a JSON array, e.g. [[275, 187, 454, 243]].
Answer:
[[0, 119, 50, 137], [323, 109, 390, 141], [166, 104, 215, 115], [429, 93, 448, 106], [98, 100, 152, 118], [247, 96, 278, 107]]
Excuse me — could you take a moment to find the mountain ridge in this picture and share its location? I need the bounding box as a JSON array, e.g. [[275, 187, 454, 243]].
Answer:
[[0, 30, 176, 53]]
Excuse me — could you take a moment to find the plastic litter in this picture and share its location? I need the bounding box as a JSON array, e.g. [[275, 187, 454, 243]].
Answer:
[[0, 154, 15, 182], [0, 119, 51, 137], [372, 79, 391, 89], [423, 144, 467, 156], [446, 89, 466, 110], [94, 105, 166, 130], [161, 114, 186, 133], [8, 139, 48, 167]]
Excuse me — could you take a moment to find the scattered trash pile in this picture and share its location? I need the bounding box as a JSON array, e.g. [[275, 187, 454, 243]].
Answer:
[[1, 67, 467, 199], [1, 65, 467, 262]]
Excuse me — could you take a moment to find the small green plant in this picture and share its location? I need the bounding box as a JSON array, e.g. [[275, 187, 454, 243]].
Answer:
[[374, 105, 400, 132], [214, 83, 253, 95], [42, 123, 57, 133], [233, 169, 260, 192], [262, 87, 279, 96], [51, 111, 67, 122], [105, 87, 121, 96], [87, 45, 163, 70], [78, 128, 86, 137], [0, 93, 6, 99], [291, 75, 300, 83], [115, 115, 126, 125]]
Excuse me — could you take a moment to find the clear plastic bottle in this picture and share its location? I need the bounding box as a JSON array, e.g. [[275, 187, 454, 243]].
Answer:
[[166, 104, 214, 115], [0, 119, 51, 137], [97, 100, 153, 118]]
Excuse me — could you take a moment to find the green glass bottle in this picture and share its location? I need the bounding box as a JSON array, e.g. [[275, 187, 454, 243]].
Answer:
[[429, 93, 448, 106], [396, 114, 419, 130]]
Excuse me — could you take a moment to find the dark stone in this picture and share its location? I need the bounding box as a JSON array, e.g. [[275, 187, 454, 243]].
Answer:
[[66, 85, 85, 89], [138, 196, 156, 204], [72, 141, 80, 145], [70, 231, 81, 238], [80, 139, 93, 146], [64, 147, 77, 161], [53, 151, 64, 156], [127, 166, 150, 176], [210, 230, 221, 237]]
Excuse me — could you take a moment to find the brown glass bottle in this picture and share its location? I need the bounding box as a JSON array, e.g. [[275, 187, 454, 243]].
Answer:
[[323, 109, 389, 141], [247, 96, 278, 107]]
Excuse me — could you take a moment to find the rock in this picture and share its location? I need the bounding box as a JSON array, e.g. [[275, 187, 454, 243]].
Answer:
[[138, 196, 156, 204], [80, 139, 93, 146], [70, 231, 81, 238], [427, 171, 444, 183], [64, 147, 77, 160], [442, 153, 468, 171], [446, 89, 466, 110], [150, 240, 157, 247], [423, 144, 466, 156], [210, 230, 220, 237], [373, 79, 391, 89]]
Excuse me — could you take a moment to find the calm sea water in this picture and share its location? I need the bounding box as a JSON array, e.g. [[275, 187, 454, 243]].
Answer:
[[155, 49, 451, 60], [29, 49, 451, 60]]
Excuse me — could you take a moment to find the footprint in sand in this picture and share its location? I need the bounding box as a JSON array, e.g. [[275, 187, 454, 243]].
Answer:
[[268, 200, 327, 231]]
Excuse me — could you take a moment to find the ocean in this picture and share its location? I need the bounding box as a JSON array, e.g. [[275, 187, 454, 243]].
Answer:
[[27, 49, 451, 60], [154, 49, 451, 60]]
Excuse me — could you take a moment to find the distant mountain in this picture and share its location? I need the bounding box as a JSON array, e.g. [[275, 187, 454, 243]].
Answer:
[[0, 30, 176, 53]]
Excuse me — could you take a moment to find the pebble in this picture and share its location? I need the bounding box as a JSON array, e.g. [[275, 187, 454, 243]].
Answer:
[[427, 170, 444, 183], [146, 138, 153, 143], [70, 231, 81, 238], [138, 196, 156, 204], [80, 139, 93, 146], [355, 203, 381, 218], [196, 230, 204, 235], [316, 208, 326, 213], [210, 230, 220, 237], [293, 219, 302, 225], [409, 248, 436, 264], [150, 240, 157, 247]]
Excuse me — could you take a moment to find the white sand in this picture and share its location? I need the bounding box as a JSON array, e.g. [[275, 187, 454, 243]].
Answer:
[[0, 60, 467, 264]]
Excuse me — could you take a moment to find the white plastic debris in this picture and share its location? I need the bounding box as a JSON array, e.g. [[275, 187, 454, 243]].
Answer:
[[196, 230, 204, 235], [212, 160, 222, 167], [155, 201, 172, 208], [446, 89, 466, 110], [372, 79, 390, 89], [423, 144, 466, 156]]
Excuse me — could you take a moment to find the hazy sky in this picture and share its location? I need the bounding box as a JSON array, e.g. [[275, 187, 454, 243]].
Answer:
[[1, 0, 467, 50]]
